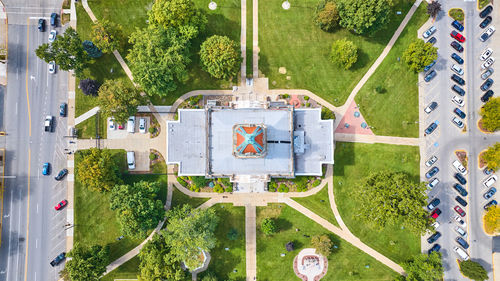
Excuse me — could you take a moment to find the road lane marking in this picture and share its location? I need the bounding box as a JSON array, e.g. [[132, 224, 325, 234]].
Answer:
[[36, 204, 38, 214], [23, 148, 31, 281], [35, 239, 37, 249]]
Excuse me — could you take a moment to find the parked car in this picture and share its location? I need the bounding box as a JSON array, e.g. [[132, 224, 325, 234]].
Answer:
[[118, 123, 125, 130], [427, 198, 441, 210], [451, 53, 464, 64], [54, 168, 68, 181], [425, 155, 438, 167], [483, 175, 497, 188], [425, 121, 439, 135], [430, 208, 442, 218], [482, 57, 495, 69], [50, 252, 66, 267], [455, 173, 467, 185], [59, 103, 67, 117], [452, 85, 465, 96], [451, 41, 464, 52], [428, 244, 441, 254], [455, 196, 468, 207], [50, 13, 57, 26], [480, 26, 496, 42], [48, 30, 57, 42], [484, 200, 498, 210], [139, 118, 146, 134], [425, 70, 437, 82], [455, 226, 467, 238], [453, 160, 467, 175], [108, 118, 116, 130], [423, 60, 436, 72], [453, 108, 466, 119], [453, 183, 468, 197], [423, 26, 437, 38], [426, 167, 439, 179], [484, 187, 497, 200], [455, 215, 467, 227], [481, 48, 493, 60], [456, 237, 469, 249], [481, 90, 494, 102], [484, 168, 494, 175], [454, 246, 470, 261], [127, 116, 136, 133], [451, 74, 465, 85], [38, 18, 45, 32], [451, 64, 464, 76], [54, 199, 68, 211], [481, 78, 494, 91], [424, 102, 438, 114], [427, 37, 437, 44], [481, 68, 494, 80], [452, 96, 465, 107], [479, 5, 493, 18], [452, 117, 464, 129], [427, 178, 440, 189], [454, 205, 466, 217], [427, 232, 441, 244], [451, 30, 466, 42], [480, 16, 492, 29], [42, 162, 51, 175], [431, 221, 440, 229], [48, 61, 56, 74], [452, 20, 464, 31]]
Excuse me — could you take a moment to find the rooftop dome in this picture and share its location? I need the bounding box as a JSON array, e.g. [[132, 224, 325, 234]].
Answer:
[[233, 124, 267, 158]]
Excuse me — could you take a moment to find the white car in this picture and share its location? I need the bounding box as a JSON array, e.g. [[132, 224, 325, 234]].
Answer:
[[480, 26, 496, 42], [451, 64, 464, 76], [454, 226, 467, 238], [108, 118, 116, 130], [453, 160, 467, 175], [431, 221, 440, 229], [423, 26, 436, 38], [482, 57, 495, 70], [483, 175, 498, 188], [48, 61, 56, 74], [425, 155, 438, 167], [139, 118, 146, 134], [452, 117, 464, 129], [48, 29, 57, 42], [480, 48, 493, 60], [427, 178, 440, 189], [452, 96, 465, 107], [454, 215, 466, 228], [127, 116, 136, 133]]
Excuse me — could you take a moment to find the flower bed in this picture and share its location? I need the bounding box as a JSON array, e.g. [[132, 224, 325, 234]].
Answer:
[[269, 176, 322, 192], [176, 175, 233, 193]]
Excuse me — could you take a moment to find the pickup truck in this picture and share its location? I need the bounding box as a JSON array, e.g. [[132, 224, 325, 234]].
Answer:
[[44, 115, 53, 132], [49, 252, 65, 267]]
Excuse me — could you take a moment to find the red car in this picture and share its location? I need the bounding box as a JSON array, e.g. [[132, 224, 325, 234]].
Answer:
[[451, 31, 466, 42], [118, 123, 125, 130], [454, 205, 466, 217], [55, 200, 68, 211], [430, 208, 442, 218]]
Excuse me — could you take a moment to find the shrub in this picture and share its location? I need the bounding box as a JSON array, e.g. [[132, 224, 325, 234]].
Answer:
[[304, 96, 310, 100], [200, 35, 241, 80], [277, 183, 289, 193], [483, 205, 500, 235], [191, 176, 208, 189], [261, 218, 277, 235], [148, 127, 156, 134], [311, 235, 333, 256], [459, 260, 488, 281], [481, 142, 500, 171], [220, 177, 232, 186], [213, 184, 224, 193], [330, 39, 358, 70], [321, 107, 335, 119], [149, 153, 157, 160], [82, 40, 102, 58], [314, 1, 340, 32], [282, 94, 290, 98], [305, 102, 311, 107], [312, 179, 321, 187], [480, 97, 500, 131], [225, 184, 233, 193], [79, 78, 100, 96], [177, 177, 188, 187], [227, 228, 238, 240], [268, 181, 277, 192]]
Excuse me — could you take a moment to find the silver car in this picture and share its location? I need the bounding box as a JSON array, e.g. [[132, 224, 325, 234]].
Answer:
[[423, 26, 437, 38], [481, 68, 494, 80], [482, 57, 495, 69], [480, 48, 493, 60], [451, 64, 464, 76], [452, 117, 464, 129]]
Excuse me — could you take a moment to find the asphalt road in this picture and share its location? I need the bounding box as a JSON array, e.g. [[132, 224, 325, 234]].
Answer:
[[421, 1, 500, 280], [0, 0, 69, 280]]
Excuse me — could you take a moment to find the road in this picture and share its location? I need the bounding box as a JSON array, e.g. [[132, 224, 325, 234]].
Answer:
[[0, 0, 69, 280], [421, 1, 500, 280]]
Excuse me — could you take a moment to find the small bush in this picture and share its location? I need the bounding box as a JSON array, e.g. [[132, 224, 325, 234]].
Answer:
[[227, 228, 238, 240], [149, 153, 157, 160], [261, 218, 277, 235], [305, 102, 311, 107], [312, 179, 321, 187], [375, 85, 385, 93], [191, 176, 209, 189], [282, 94, 290, 99], [314, 0, 340, 32], [225, 184, 233, 193], [268, 181, 277, 192], [213, 184, 224, 193], [321, 107, 335, 120], [177, 177, 188, 187], [220, 177, 232, 186], [304, 96, 310, 101], [277, 183, 289, 193], [148, 127, 156, 134]]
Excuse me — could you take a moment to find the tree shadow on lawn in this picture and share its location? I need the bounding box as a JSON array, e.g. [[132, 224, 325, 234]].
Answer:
[[332, 142, 356, 177], [276, 217, 293, 232]]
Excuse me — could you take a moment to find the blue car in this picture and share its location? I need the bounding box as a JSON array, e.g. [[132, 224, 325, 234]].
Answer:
[[425, 121, 439, 135], [451, 53, 464, 64], [426, 167, 439, 179], [484, 187, 497, 200], [452, 20, 464, 32], [452, 85, 465, 96], [453, 183, 468, 197], [454, 108, 466, 119], [42, 162, 51, 175], [428, 244, 441, 254], [424, 60, 437, 72]]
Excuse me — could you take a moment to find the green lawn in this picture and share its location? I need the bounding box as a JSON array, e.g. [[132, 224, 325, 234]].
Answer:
[[171, 186, 210, 209], [199, 204, 246, 281], [259, 0, 415, 106], [75, 114, 107, 139], [101, 256, 140, 281], [74, 150, 167, 261], [333, 142, 420, 263], [355, 5, 428, 137], [293, 184, 338, 227], [256, 204, 399, 281]]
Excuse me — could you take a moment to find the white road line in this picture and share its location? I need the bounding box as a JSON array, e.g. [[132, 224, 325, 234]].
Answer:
[[36, 204, 38, 214], [35, 239, 38, 249], [6, 189, 14, 281], [51, 239, 65, 250]]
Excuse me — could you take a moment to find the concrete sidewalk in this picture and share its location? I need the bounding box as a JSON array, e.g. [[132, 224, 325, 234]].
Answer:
[[335, 133, 421, 146], [74, 106, 99, 125], [245, 206, 256, 281]]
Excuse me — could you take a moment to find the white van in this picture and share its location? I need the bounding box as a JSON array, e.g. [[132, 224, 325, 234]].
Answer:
[[484, 175, 498, 188], [127, 116, 136, 133], [452, 160, 467, 175], [453, 246, 469, 261], [127, 151, 135, 170]]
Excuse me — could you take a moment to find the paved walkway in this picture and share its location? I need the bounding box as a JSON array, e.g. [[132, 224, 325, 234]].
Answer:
[[335, 100, 374, 135], [335, 133, 421, 146], [245, 206, 257, 281], [74, 106, 99, 125]]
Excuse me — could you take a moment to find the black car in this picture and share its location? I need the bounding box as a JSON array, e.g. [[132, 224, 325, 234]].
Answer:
[[428, 244, 441, 254], [480, 16, 492, 28], [452, 85, 465, 96], [425, 121, 438, 135], [484, 200, 498, 210], [38, 18, 45, 32], [453, 183, 468, 197], [59, 103, 67, 117], [50, 13, 58, 27], [425, 70, 437, 82], [456, 237, 470, 249], [50, 252, 66, 267], [451, 74, 465, 85], [481, 90, 494, 102], [455, 196, 467, 207], [427, 232, 441, 244], [451, 41, 464, 53], [451, 53, 464, 64], [480, 5, 493, 18], [454, 173, 467, 185], [481, 78, 493, 91], [427, 37, 437, 45], [55, 168, 68, 181], [453, 108, 466, 119]]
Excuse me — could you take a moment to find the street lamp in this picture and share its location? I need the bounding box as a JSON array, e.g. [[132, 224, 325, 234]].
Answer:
[[282, 0, 290, 10], [209, 1, 217, 10]]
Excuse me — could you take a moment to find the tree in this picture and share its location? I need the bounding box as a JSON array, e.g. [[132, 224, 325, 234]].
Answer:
[[403, 39, 438, 72], [355, 171, 431, 234], [92, 20, 122, 54], [110, 181, 165, 238], [227, 228, 238, 240], [201, 273, 218, 281], [459, 260, 488, 281], [76, 148, 122, 192], [330, 39, 358, 70], [127, 26, 191, 97], [64, 243, 109, 281], [163, 205, 219, 269], [261, 218, 276, 235], [402, 252, 443, 281], [35, 27, 90, 77], [97, 79, 144, 124], [311, 235, 333, 257], [200, 35, 241, 80], [336, 0, 392, 34], [480, 97, 500, 131], [482, 142, 500, 171], [148, 0, 206, 39], [82, 40, 102, 58], [314, 1, 340, 32], [138, 234, 187, 281], [427, 1, 442, 19], [483, 205, 500, 235], [79, 78, 100, 96]]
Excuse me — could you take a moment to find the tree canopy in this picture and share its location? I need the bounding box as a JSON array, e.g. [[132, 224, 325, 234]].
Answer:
[[199, 35, 241, 80], [82, 40, 102, 58], [127, 26, 191, 97], [314, 1, 340, 32], [163, 205, 219, 269], [110, 181, 165, 238], [330, 39, 358, 70], [92, 20, 122, 54], [261, 218, 277, 235], [148, 0, 207, 38], [459, 260, 488, 281], [64, 243, 109, 281], [402, 252, 443, 281], [483, 205, 500, 235], [482, 142, 500, 171], [97, 79, 145, 124], [403, 39, 438, 72], [311, 235, 333, 257], [336, 0, 392, 34], [427, 1, 442, 19], [480, 97, 500, 131], [355, 171, 431, 234], [79, 78, 101, 96], [76, 148, 122, 192], [35, 27, 89, 77]]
